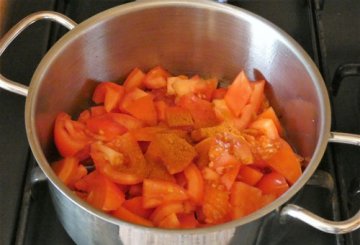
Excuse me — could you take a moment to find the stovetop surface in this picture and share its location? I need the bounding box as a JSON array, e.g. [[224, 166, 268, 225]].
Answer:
[[0, 0, 359, 245]]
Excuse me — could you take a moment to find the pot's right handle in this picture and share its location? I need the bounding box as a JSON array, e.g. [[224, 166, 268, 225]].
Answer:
[[0, 11, 77, 96], [280, 132, 360, 234]]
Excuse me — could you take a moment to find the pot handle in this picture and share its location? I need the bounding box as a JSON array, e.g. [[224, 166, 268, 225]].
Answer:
[[0, 11, 77, 96], [280, 131, 360, 234]]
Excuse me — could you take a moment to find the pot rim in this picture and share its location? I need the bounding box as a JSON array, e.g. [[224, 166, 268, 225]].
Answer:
[[25, 0, 331, 234]]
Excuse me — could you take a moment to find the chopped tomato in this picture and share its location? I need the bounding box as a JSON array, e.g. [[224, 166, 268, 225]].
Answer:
[[213, 99, 234, 121], [266, 138, 302, 184], [149, 133, 196, 174], [123, 197, 153, 219], [250, 118, 279, 140], [154, 100, 169, 121], [249, 80, 265, 114], [194, 137, 214, 169], [123, 93, 158, 126], [109, 113, 144, 130], [128, 184, 143, 198], [202, 183, 230, 224], [142, 179, 188, 208], [145, 156, 176, 183], [54, 112, 92, 157], [52, 157, 87, 188], [183, 164, 204, 204], [112, 206, 154, 227], [220, 162, 241, 190], [91, 134, 148, 185], [123, 67, 146, 91], [178, 212, 199, 228], [143, 66, 170, 89], [256, 172, 289, 197], [232, 104, 255, 130], [224, 71, 252, 117], [230, 182, 263, 218], [237, 165, 264, 186], [177, 94, 219, 128], [85, 171, 125, 211], [212, 87, 227, 100], [150, 202, 184, 225], [257, 107, 283, 136], [92, 82, 125, 112], [86, 114, 128, 141], [165, 106, 194, 130], [158, 213, 181, 228]]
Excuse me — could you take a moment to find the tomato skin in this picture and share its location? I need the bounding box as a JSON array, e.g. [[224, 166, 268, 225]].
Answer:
[[54, 112, 92, 157], [224, 71, 252, 117], [183, 164, 204, 204], [142, 179, 189, 209], [256, 172, 289, 197]]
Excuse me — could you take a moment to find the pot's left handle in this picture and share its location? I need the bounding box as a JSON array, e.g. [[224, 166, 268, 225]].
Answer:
[[280, 132, 360, 234], [0, 11, 77, 96]]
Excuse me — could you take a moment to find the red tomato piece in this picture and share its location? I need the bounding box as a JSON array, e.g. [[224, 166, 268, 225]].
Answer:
[[91, 133, 148, 185], [145, 156, 176, 183], [123, 197, 153, 219], [149, 133, 197, 174], [249, 80, 265, 114], [237, 165, 264, 186], [213, 99, 234, 121], [257, 107, 283, 136], [202, 183, 230, 224], [92, 82, 125, 112], [123, 67, 146, 91], [143, 66, 170, 89], [85, 171, 125, 211], [52, 157, 87, 188], [224, 71, 252, 117], [178, 212, 199, 228], [229, 182, 263, 218], [201, 167, 220, 181], [150, 202, 184, 225], [154, 100, 169, 121], [90, 106, 107, 117], [112, 206, 154, 227], [256, 172, 289, 197], [183, 164, 204, 204], [165, 106, 194, 130], [250, 118, 279, 140], [109, 113, 144, 130], [86, 114, 128, 141], [54, 112, 92, 157], [177, 93, 219, 129], [128, 184, 143, 198], [266, 138, 302, 184], [142, 179, 189, 208], [232, 104, 255, 130], [220, 162, 242, 191], [158, 213, 181, 229], [124, 94, 158, 126], [194, 137, 214, 169], [212, 87, 228, 100]]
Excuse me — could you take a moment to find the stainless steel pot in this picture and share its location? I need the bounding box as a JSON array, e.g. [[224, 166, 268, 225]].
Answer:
[[1, 1, 359, 244]]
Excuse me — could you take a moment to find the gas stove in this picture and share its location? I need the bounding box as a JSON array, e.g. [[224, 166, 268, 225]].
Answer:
[[0, 1, 359, 244]]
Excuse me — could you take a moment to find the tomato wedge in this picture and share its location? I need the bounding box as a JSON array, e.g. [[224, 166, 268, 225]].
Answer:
[[54, 112, 92, 157], [224, 71, 252, 117], [123, 67, 146, 91], [52, 157, 87, 187], [92, 82, 125, 112], [142, 179, 188, 208], [183, 164, 204, 204], [123, 197, 153, 219]]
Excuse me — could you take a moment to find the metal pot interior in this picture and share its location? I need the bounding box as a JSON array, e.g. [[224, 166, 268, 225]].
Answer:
[[26, 0, 331, 232]]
